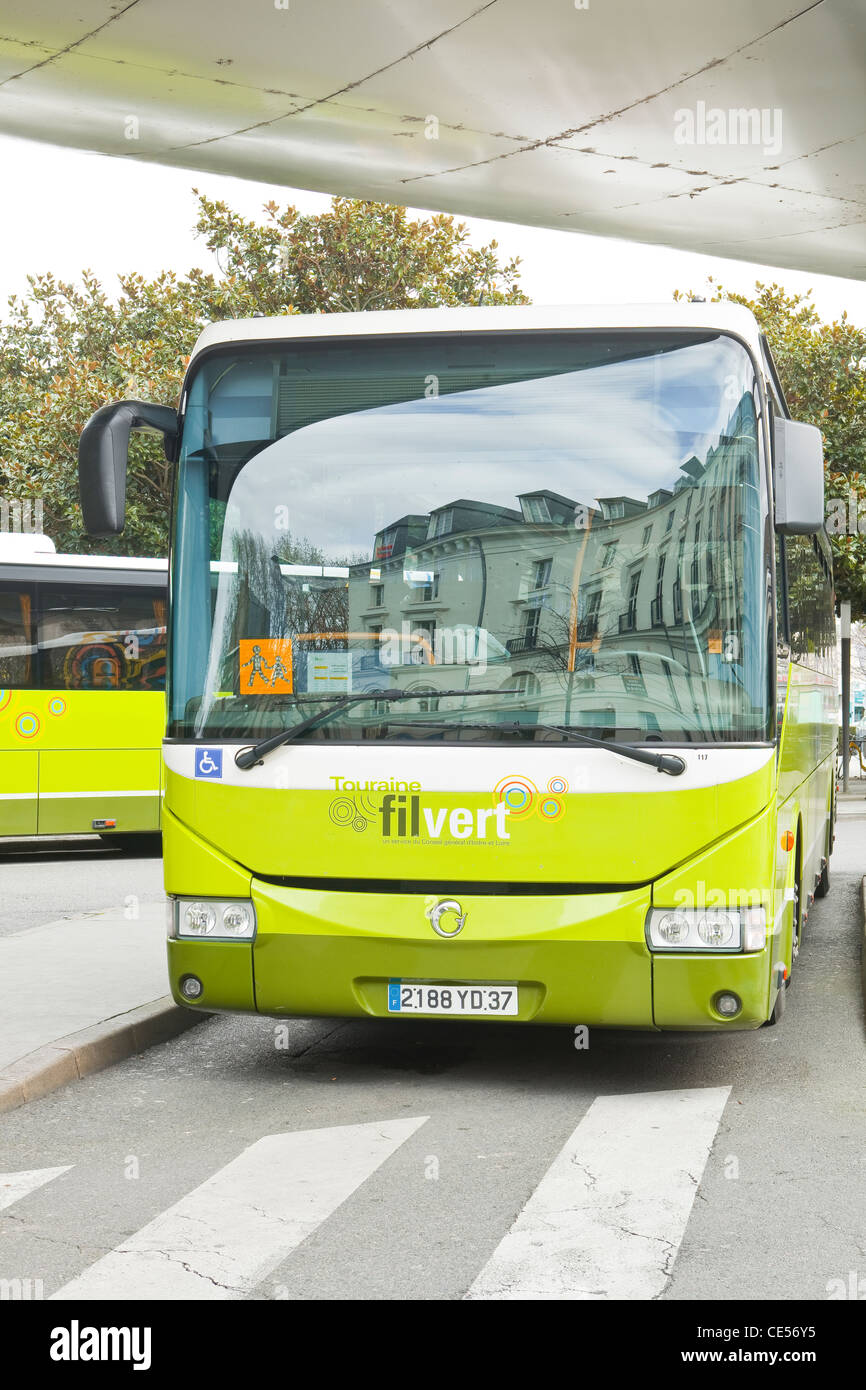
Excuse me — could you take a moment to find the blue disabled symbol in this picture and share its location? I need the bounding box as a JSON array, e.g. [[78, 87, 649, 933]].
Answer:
[[195, 748, 223, 780]]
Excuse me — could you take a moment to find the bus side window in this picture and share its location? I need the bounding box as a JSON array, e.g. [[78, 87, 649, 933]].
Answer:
[[38, 584, 167, 691], [0, 584, 36, 687], [785, 534, 834, 670]]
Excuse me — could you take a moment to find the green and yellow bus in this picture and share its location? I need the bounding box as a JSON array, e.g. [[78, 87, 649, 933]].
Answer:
[[0, 535, 167, 841], [78, 303, 837, 1029]]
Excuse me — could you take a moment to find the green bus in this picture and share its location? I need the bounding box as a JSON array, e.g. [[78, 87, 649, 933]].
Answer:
[[0, 535, 167, 841], [78, 303, 837, 1029]]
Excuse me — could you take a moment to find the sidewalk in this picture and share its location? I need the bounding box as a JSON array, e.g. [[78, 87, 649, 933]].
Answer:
[[838, 782, 866, 815], [0, 905, 203, 1113]]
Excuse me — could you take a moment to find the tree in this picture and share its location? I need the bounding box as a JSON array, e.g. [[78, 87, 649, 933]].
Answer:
[[0, 197, 528, 556], [194, 194, 528, 315], [674, 279, 866, 617]]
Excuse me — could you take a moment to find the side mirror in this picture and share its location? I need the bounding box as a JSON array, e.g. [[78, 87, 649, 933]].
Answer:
[[773, 417, 825, 535], [78, 400, 177, 536]]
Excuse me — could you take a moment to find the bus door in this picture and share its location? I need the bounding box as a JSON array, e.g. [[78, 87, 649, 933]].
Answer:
[[35, 581, 165, 835], [0, 580, 38, 835]]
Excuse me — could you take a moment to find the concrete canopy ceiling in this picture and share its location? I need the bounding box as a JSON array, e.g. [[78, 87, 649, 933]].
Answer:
[[0, 1, 864, 278]]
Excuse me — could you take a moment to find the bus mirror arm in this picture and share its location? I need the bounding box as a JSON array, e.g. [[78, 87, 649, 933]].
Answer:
[[78, 400, 178, 536]]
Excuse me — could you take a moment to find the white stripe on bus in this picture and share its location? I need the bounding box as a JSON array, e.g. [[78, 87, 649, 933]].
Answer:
[[163, 742, 776, 794], [37, 790, 160, 799]]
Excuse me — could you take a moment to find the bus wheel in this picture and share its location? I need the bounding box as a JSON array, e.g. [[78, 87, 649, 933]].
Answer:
[[814, 803, 832, 899], [765, 979, 787, 1027], [764, 866, 800, 1027]]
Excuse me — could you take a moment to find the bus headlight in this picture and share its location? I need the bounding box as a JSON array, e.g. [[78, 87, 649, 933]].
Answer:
[[222, 903, 253, 937], [655, 912, 691, 945], [183, 902, 216, 936], [169, 897, 257, 941], [646, 907, 766, 953], [697, 911, 735, 947]]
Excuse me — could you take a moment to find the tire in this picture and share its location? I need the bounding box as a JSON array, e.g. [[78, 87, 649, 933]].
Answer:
[[765, 850, 801, 1027], [764, 979, 787, 1027], [815, 791, 833, 899]]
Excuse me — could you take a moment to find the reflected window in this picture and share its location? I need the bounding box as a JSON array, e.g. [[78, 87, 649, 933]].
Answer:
[[532, 558, 552, 591]]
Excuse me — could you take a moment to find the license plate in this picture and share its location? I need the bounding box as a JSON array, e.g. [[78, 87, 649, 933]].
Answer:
[[387, 981, 519, 1016]]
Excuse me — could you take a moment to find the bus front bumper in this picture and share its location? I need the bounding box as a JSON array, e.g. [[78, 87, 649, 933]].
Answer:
[[168, 879, 773, 1030]]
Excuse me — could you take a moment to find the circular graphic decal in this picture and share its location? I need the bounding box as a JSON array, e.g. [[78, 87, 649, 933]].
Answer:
[[0, 689, 11, 714], [48, 697, 66, 717], [547, 777, 568, 795], [493, 775, 538, 820], [16, 712, 40, 739], [538, 795, 564, 822], [328, 797, 356, 827]]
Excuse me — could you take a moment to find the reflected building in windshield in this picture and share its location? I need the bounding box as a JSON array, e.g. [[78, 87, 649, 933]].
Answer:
[[344, 392, 761, 736]]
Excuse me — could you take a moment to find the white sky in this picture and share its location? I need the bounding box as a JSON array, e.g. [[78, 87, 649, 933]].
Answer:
[[2, 134, 866, 327]]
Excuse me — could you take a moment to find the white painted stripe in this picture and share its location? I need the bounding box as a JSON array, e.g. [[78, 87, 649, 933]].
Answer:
[[0, 1167, 72, 1212], [1, 790, 158, 801], [466, 1087, 731, 1300], [52, 1116, 428, 1301], [163, 742, 774, 795], [38, 789, 160, 799]]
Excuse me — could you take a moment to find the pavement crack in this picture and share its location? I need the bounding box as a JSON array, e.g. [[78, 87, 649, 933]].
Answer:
[[570, 1157, 598, 1189], [158, 1247, 234, 1292]]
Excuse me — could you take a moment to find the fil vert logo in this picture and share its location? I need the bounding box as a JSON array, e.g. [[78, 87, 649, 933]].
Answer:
[[327, 773, 567, 841]]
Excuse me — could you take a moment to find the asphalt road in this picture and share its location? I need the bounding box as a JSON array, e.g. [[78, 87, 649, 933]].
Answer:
[[0, 836, 163, 938], [0, 819, 864, 1301]]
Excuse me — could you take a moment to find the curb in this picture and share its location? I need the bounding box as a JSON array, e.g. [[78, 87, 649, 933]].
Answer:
[[0, 998, 209, 1115]]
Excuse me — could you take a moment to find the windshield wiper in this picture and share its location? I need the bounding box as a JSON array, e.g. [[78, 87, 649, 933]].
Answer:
[[385, 720, 686, 777], [234, 689, 519, 769]]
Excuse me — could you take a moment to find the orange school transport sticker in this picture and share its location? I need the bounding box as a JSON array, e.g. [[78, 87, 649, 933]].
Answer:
[[239, 638, 293, 694]]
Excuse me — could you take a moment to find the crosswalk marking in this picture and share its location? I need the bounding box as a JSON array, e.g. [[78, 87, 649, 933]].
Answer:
[[466, 1086, 731, 1300], [0, 1167, 71, 1212], [51, 1116, 428, 1300]]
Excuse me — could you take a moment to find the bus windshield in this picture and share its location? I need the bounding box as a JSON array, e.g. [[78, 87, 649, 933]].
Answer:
[[170, 329, 770, 745]]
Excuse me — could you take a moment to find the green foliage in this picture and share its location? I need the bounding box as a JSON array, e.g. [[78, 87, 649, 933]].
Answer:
[[0, 197, 528, 556], [675, 279, 866, 617]]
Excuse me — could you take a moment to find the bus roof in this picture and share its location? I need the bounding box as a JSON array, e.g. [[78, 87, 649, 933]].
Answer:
[[0, 532, 56, 557], [188, 301, 766, 366], [0, 551, 166, 572]]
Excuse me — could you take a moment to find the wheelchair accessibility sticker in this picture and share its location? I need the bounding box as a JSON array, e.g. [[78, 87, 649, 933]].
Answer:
[[195, 748, 223, 780]]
